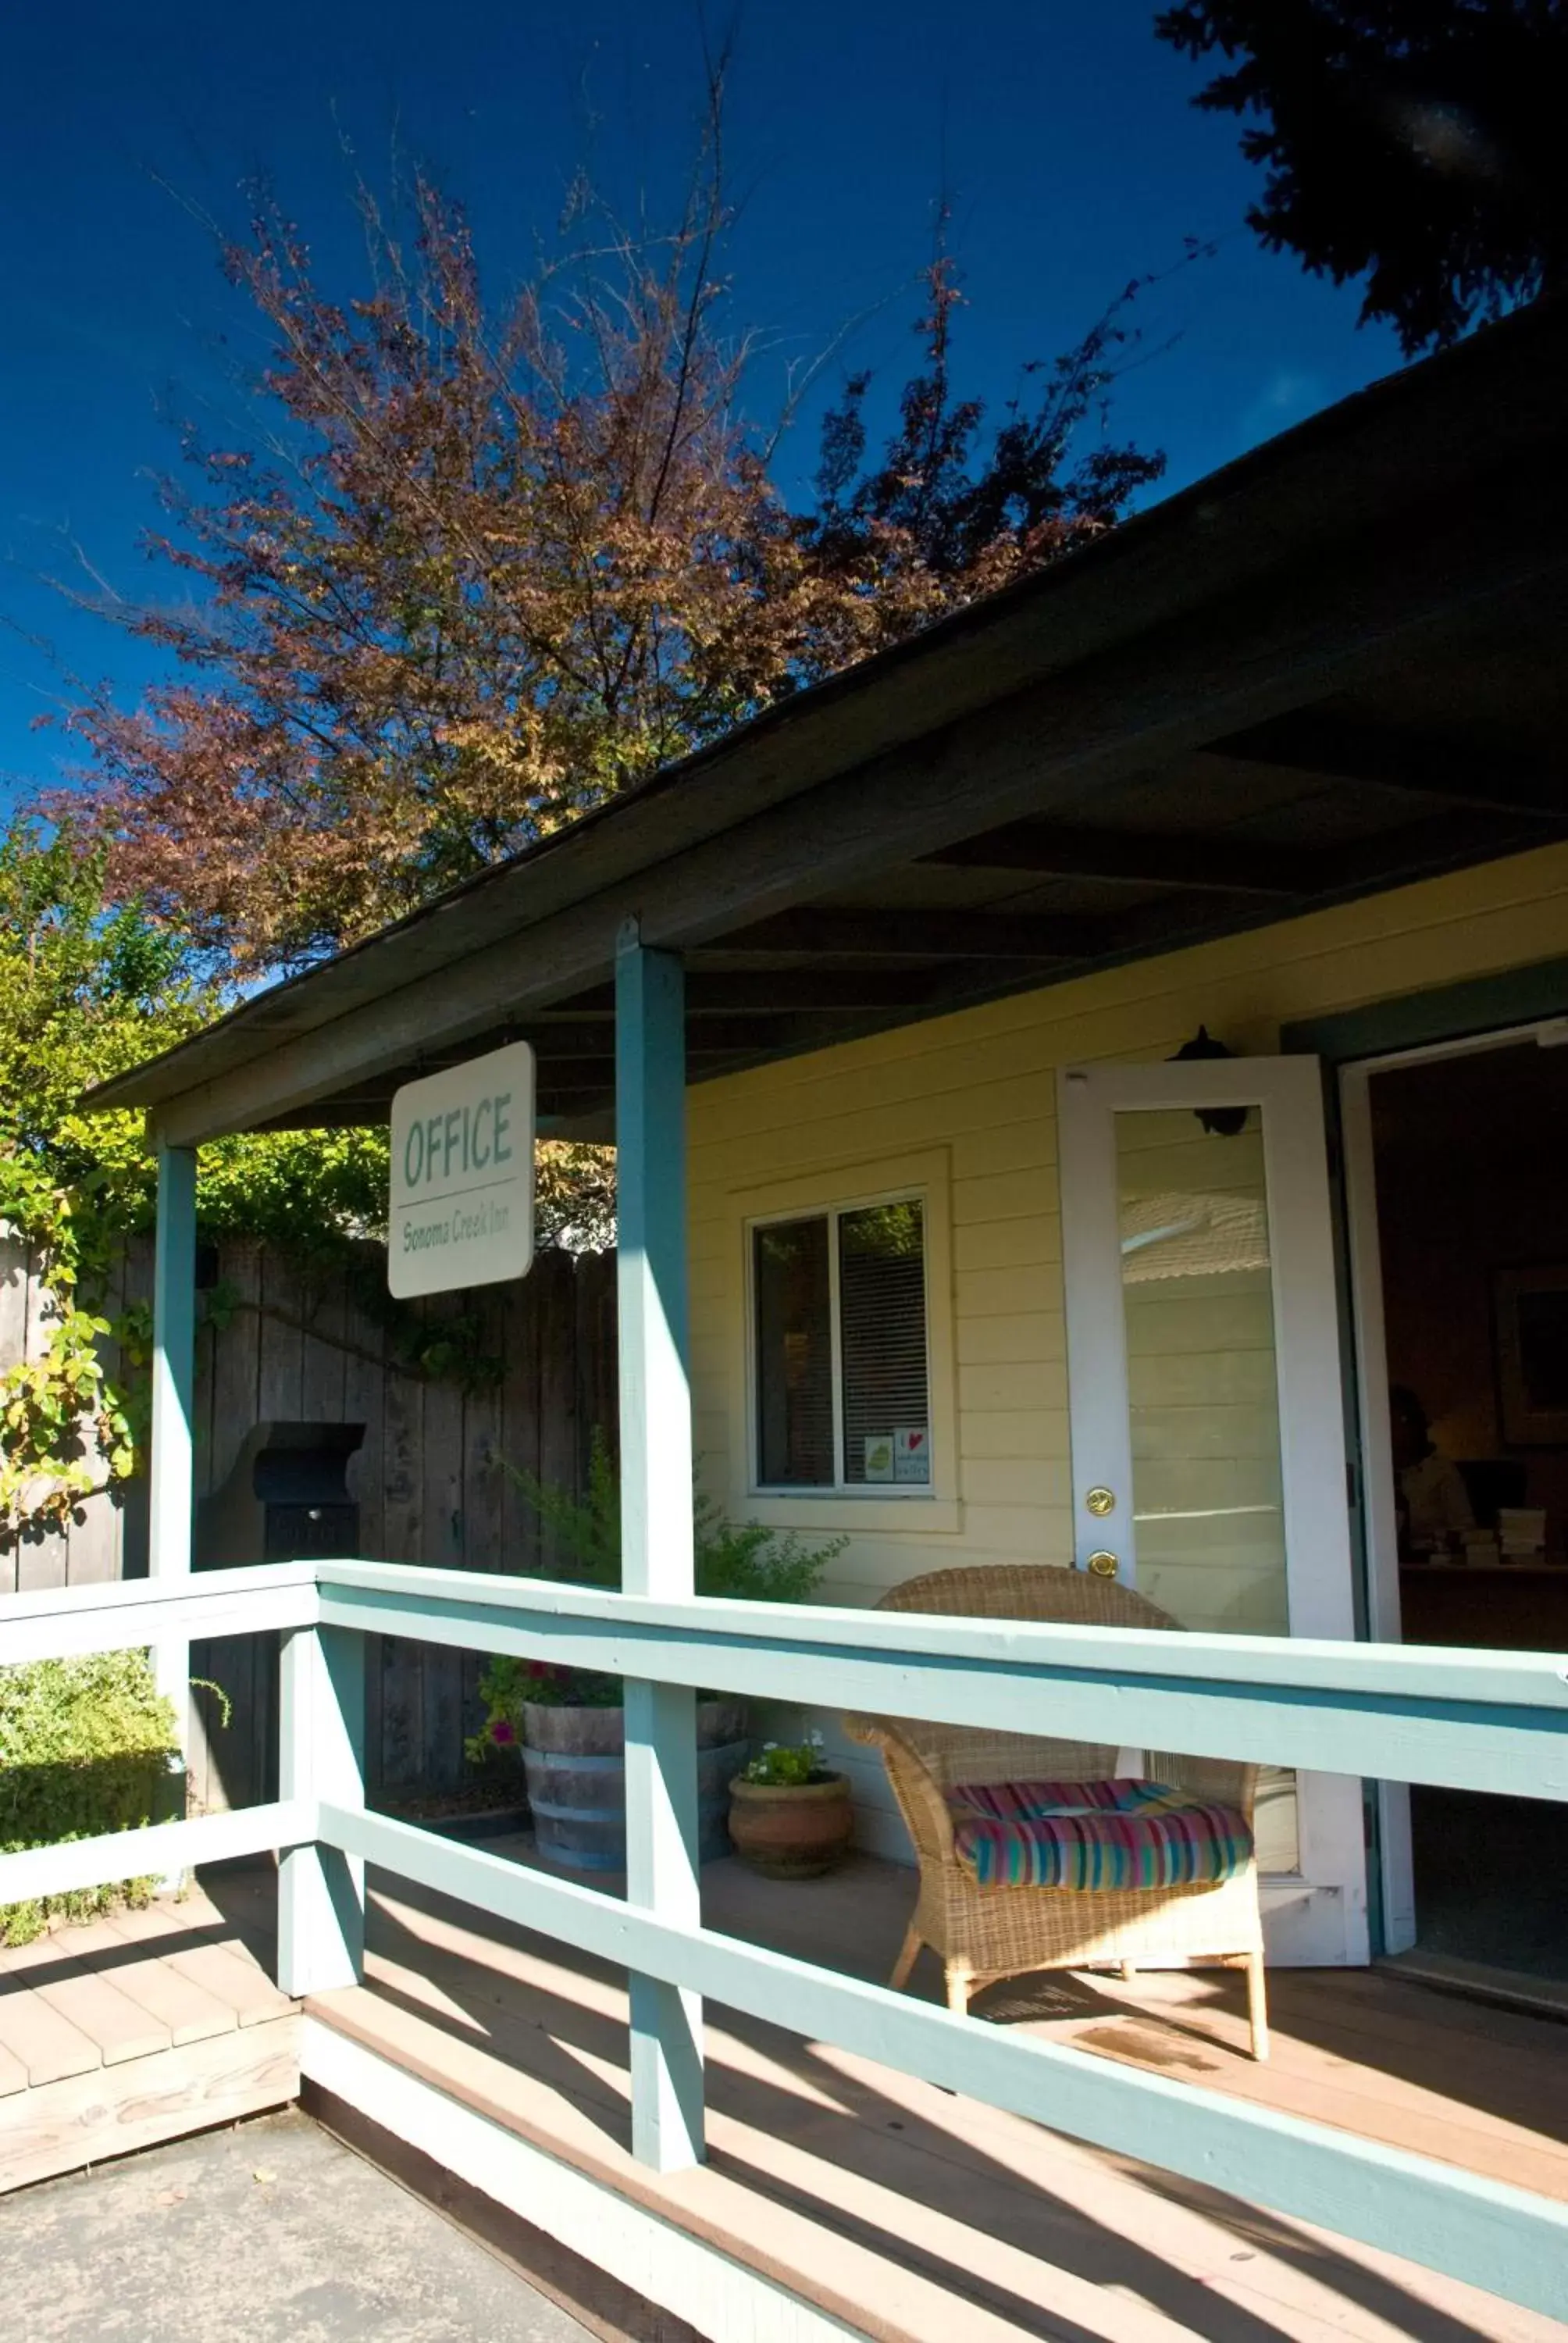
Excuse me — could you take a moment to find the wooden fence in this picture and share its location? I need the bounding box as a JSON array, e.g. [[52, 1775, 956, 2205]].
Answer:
[[0, 1231, 617, 1808], [0, 1229, 144, 1594]]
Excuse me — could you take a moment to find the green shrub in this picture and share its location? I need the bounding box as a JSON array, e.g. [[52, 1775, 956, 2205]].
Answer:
[[465, 1433, 848, 1763], [507, 1428, 846, 1604], [0, 1650, 179, 1945]]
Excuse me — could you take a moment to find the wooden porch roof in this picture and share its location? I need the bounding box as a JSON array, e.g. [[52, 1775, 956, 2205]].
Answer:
[[90, 299, 1568, 1145]]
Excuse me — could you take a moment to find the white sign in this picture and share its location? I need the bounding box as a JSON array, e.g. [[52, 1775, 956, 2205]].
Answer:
[[388, 1042, 535, 1298], [893, 1426, 931, 1484]]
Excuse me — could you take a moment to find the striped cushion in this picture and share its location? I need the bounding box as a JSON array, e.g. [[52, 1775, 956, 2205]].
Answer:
[[950, 1777, 1252, 1892]]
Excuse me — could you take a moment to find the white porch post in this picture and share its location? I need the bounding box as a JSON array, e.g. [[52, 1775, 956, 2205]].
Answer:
[[278, 1624, 365, 1993], [615, 921, 704, 2172], [149, 1132, 197, 1832]]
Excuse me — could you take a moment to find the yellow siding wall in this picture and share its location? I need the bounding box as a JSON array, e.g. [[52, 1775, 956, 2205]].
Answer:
[[691, 843, 1568, 1591], [687, 843, 1568, 1848]]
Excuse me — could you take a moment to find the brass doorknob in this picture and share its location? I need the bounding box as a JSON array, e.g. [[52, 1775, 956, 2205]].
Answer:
[[1087, 1550, 1120, 1578], [1085, 1486, 1116, 1518]]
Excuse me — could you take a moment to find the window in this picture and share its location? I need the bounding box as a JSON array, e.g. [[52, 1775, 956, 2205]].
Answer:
[[751, 1196, 931, 1492]]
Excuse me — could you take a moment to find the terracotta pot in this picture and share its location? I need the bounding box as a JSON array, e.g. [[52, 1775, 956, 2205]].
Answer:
[[728, 1772, 853, 1879]]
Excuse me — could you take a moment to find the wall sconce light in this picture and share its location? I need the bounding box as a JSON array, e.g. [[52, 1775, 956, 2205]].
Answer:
[[1169, 1025, 1247, 1136]]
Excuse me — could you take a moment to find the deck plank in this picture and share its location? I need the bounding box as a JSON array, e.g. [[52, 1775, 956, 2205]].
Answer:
[[98, 1899, 293, 2026], [1070, 2013, 1568, 2200], [0, 1985, 102, 2087], [33, 1964, 171, 2067], [98, 1949, 240, 2047]]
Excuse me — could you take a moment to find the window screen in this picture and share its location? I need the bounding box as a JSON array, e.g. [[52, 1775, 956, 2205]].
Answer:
[[754, 1217, 834, 1485], [839, 1201, 929, 1484]]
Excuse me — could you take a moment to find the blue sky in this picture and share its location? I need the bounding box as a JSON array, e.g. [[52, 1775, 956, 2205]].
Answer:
[[0, 1, 1404, 808]]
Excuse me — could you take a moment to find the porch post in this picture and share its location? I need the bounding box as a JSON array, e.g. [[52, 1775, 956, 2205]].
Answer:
[[278, 1624, 365, 1994], [615, 920, 704, 2172], [149, 1132, 197, 1821]]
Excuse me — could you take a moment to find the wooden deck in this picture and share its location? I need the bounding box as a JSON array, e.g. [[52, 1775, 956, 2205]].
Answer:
[[7, 1849, 1568, 2340], [0, 1883, 298, 2195], [294, 1841, 1568, 2343]]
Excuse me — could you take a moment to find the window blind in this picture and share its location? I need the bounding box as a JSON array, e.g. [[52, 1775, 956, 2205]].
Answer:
[[839, 1200, 929, 1485]]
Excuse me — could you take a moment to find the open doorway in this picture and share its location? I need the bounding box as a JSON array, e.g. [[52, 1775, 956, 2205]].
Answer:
[[1345, 1027, 1568, 1988]]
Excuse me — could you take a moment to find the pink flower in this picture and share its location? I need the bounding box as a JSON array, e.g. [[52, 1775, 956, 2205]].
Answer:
[[490, 1718, 517, 1746]]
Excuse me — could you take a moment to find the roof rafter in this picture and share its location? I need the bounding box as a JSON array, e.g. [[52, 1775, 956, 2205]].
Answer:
[[919, 822, 1305, 895], [1206, 712, 1568, 821], [700, 908, 1096, 960]]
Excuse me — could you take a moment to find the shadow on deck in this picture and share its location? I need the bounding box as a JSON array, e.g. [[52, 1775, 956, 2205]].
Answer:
[[200, 1842, 1568, 2343]]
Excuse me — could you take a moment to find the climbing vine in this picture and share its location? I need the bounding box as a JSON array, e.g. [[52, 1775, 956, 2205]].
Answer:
[[0, 817, 611, 1542]]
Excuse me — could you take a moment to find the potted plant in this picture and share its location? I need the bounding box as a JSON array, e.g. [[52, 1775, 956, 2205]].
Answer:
[[728, 1734, 853, 1880], [466, 1653, 750, 1871], [465, 1435, 844, 1874]]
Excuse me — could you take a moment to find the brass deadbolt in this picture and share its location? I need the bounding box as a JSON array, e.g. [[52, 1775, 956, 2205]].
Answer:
[[1087, 1550, 1120, 1578], [1085, 1486, 1116, 1518]]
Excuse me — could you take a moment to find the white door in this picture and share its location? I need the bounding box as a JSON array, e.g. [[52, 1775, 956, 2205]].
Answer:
[[1057, 1055, 1368, 1964]]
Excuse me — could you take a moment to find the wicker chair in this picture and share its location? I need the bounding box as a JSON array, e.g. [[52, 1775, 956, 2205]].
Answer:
[[845, 1564, 1268, 2059]]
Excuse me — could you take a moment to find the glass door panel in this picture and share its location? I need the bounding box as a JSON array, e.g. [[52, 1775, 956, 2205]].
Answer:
[[1058, 1056, 1364, 1960], [1116, 1107, 1299, 1874]]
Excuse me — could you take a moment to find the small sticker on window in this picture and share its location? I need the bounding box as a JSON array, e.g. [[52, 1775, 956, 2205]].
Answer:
[[863, 1435, 895, 1482], [894, 1427, 930, 1484]]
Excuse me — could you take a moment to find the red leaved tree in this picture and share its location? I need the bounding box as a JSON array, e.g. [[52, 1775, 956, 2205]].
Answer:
[[47, 134, 1167, 976]]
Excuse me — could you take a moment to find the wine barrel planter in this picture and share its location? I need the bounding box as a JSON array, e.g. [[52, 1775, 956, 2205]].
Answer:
[[522, 1699, 749, 1873], [728, 1772, 853, 1879]]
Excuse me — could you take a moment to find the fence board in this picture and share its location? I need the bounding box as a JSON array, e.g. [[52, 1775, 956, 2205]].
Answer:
[[21, 1238, 54, 1366], [378, 1328, 426, 1796], [419, 1300, 467, 1792], [258, 1252, 307, 1425], [11, 1232, 66, 1598], [301, 1264, 348, 1429], [194, 1263, 217, 1503], [463, 1299, 506, 1575], [117, 1239, 154, 1585], [500, 1268, 543, 1578], [0, 1233, 31, 1596], [341, 1268, 387, 1796], [66, 1240, 131, 1591], [244, 1250, 318, 1803], [63, 1494, 119, 1588], [192, 1243, 263, 1815], [208, 1244, 262, 1498], [536, 1251, 579, 1582], [577, 1248, 618, 1482]]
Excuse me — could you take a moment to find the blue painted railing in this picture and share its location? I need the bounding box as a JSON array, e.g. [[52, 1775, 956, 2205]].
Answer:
[[3, 1559, 1566, 2317]]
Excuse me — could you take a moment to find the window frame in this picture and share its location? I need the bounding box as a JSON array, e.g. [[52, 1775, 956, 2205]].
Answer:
[[724, 1148, 959, 1532]]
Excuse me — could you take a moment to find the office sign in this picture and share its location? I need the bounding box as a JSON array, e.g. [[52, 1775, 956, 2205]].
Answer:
[[388, 1042, 535, 1298]]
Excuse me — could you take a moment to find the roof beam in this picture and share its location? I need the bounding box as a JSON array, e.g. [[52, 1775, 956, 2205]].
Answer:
[[919, 822, 1303, 895], [1206, 711, 1568, 819], [554, 969, 943, 1018], [702, 907, 1096, 960], [405, 1018, 772, 1062]]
